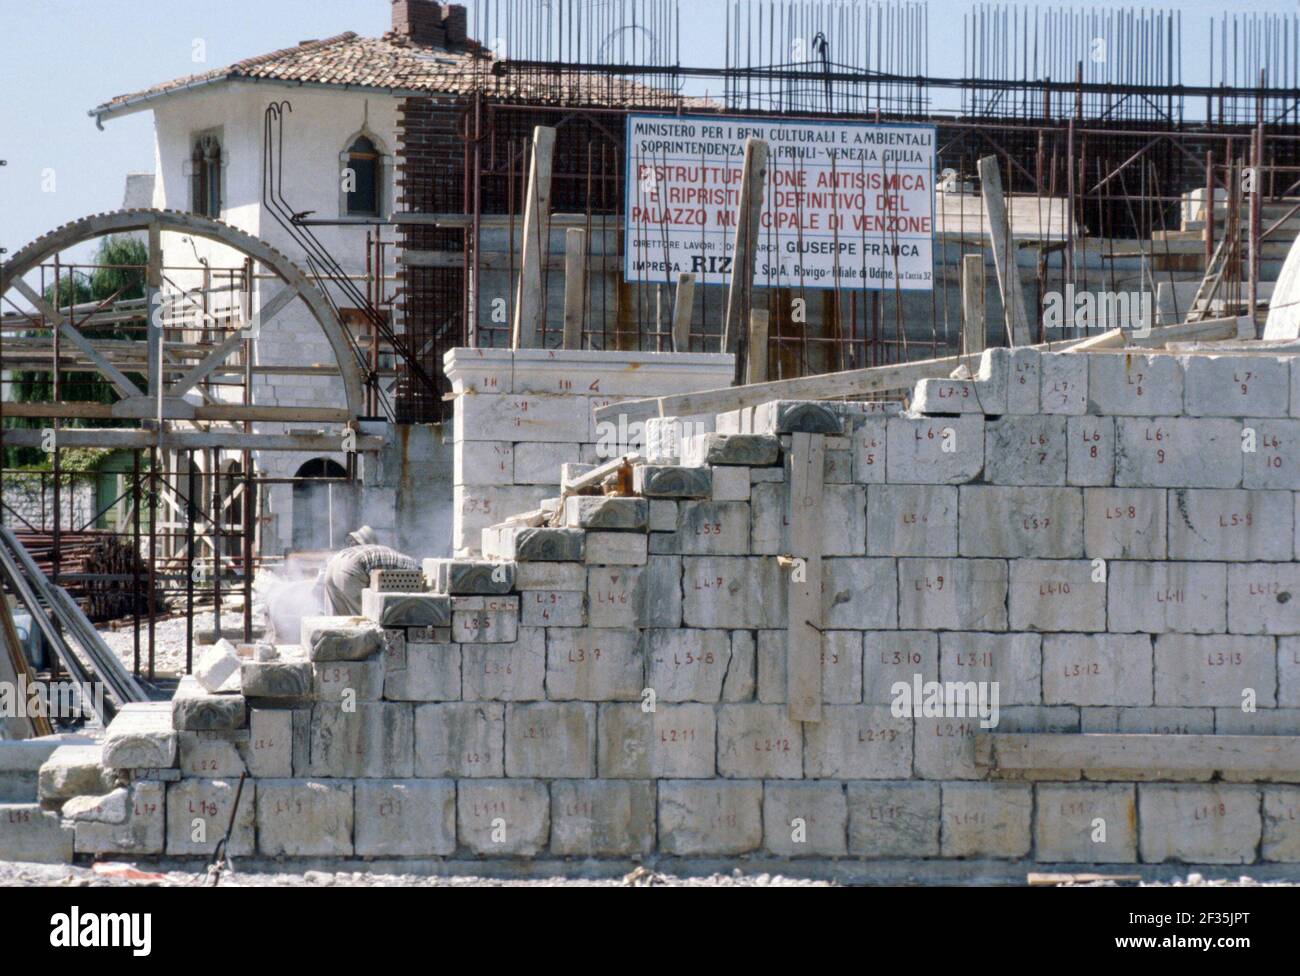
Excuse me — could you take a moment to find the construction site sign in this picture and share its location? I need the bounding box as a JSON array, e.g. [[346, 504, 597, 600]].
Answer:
[[624, 114, 936, 291]]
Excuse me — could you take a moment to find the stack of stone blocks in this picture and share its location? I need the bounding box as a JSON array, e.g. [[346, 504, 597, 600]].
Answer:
[[12, 345, 1300, 868]]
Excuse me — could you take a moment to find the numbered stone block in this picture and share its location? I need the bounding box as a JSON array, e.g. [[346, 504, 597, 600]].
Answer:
[[938, 632, 1042, 705], [597, 702, 716, 778], [514, 441, 578, 484], [1008, 559, 1107, 632], [562, 496, 648, 531], [451, 596, 519, 644], [912, 349, 1009, 415], [913, 715, 982, 780], [886, 415, 985, 484], [457, 486, 554, 554], [457, 779, 549, 856], [178, 733, 246, 778], [658, 780, 763, 855], [313, 659, 383, 702], [764, 782, 848, 856], [455, 440, 512, 486], [354, 779, 455, 857], [1066, 416, 1115, 486], [1228, 563, 1300, 635], [71, 781, 164, 856], [1138, 784, 1261, 864], [846, 781, 941, 857], [384, 642, 461, 701], [940, 783, 1032, 858], [645, 628, 733, 702], [1005, 347, 1042, 414], [1042, 634, 1154, 706], [676, 500, 751, 555], [866, 484, 957, 557], [1083, 488, 1166, 559], [851, 417, 888, 484], [863, 631, 939, 705], [102, 702, 177, 770], [545, 628, 643, 700], [166, 779, 255, 856], [308, 702, 414, 778], [414, 702, 504, 778], [1154, 634, 1276, 707], [632, 464, 712, 498], [461, 627, 546, 701], [1262, 787, 1300, 862], [1280, 637, 1300, 707], [717, 704, 803, 778], [301, 616, 384, 662], [1107, 560, 1227, 634], [361, 590, 451, 629], [757, 630, 862, 705], [984, 416, 1067, 485], [753, 400, 844, 434], [822, 558, 897, 630], [1242, 418, 1300, 489], [751, 483, 866, 557], [1087, 353, 1183, 415], [1213, 708, 1300, 735], [898, 558, 1009, 631], [0, 804, 72, 863], [1114, 417, 1243, 489], [1034, 783, 1137, 862], [1079, 706, 1213, 734], [587, 566, 647, 628], [172, 676, 245, 732], [504, 702, 595, 778], [648, 500, 678, 532], [454, 392, 589, 443], [1167, 489, 1293, 561], [958, 486, 1083, 558], [1183, 355, 1290, 417], [804, 705, 912, 779], [242, 708, 292, 778], [681, 556, 787, 629], [1040, 352, 1088, 415], [551, 779, 656, 856], [723, 631, 757, 701]]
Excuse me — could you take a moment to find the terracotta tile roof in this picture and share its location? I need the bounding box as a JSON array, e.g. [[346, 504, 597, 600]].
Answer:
[[94, 31, 701, 116]]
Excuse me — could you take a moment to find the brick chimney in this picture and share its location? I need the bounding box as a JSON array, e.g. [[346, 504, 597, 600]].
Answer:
[[390, 1, 468, 49]]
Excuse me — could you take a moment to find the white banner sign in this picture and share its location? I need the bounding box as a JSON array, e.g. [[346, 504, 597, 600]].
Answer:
[[625, 114, 936, 291]]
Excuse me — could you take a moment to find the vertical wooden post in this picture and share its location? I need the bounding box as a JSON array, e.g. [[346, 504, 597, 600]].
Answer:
[[561, 227, 586, 350], [786, 431, 825, 723], [671, 272, 695, 352], [723, 138, 769, 382], [746, 307, 769, 383], [146, 221, 162, 393], [977, 155, 1032, 347], [961, 253, 986, 361], [511, 125, 556, 349]]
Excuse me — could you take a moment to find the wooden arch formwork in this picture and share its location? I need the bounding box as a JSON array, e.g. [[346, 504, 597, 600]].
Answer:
[[0, 209, 380, 677]]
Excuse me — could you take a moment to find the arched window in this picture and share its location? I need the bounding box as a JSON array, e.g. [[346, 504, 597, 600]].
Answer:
[[191, 133, 222, 216], [343, 135, 380, 216]]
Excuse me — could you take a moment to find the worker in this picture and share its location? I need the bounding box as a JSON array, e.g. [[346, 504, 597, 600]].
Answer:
[[319, 525, 418, 615]]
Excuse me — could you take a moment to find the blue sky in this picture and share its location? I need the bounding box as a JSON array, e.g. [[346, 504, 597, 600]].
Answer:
[[2, 0, 1298, 261]]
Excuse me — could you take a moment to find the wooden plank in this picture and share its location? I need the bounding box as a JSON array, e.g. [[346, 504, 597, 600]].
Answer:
[[1064, 316, 1244, 353], [961, 253, 986, 357], [977, 155, 1033, 347], [671, 272, 695, 352], [0, 427, 385, 452], [0, 401, 350, 423], [978, 732, 1300, 777], [722, 139, 769, 382], [785, 431, 824, 723], [561, 228, 586, 350], [511, 126, 557, 350], [9, 279, 144, 399], [746, 307, 769, 383]]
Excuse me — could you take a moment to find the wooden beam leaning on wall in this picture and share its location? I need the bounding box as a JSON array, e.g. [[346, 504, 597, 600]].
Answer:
[[511, 126, 557, 350], [593, 316, 1244, 425], [977, 155, 1033, 348], [721, 138, 769, 384], [671, 272, 695, 352], [561, 228, 586, 350]]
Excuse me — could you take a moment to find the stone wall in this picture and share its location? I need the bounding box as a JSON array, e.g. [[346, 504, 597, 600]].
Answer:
[[0, 473, 95, 530], [14, 346, 1300, 871]]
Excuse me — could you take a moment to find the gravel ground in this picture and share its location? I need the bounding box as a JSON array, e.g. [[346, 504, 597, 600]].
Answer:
[[98, 607, 266, 679]]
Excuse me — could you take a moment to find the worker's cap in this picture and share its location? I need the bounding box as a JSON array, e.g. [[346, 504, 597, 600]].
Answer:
[[346, 525, 378, 547]]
